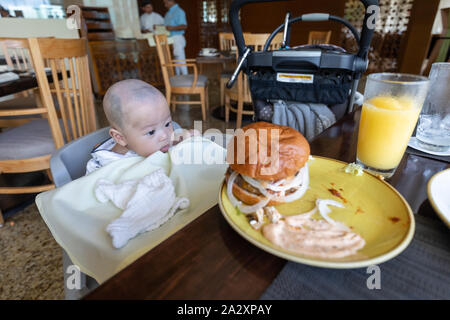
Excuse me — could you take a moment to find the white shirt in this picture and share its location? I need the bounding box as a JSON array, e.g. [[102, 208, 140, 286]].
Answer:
[[86, 138, 138, 175], [140, 12, 164, 32]]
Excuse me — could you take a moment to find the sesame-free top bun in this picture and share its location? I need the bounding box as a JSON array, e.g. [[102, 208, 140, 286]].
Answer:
[[226, 122, 310, 181]]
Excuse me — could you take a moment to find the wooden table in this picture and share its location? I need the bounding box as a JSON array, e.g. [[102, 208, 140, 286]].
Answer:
[[195, 51, 235, 74], [0, 70, 60, 98], [0, 73, 38, 98], [84, 110, 449, 300]]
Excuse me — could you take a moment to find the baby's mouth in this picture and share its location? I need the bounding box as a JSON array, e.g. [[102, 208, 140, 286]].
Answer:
[[160, 144, 170, 153]]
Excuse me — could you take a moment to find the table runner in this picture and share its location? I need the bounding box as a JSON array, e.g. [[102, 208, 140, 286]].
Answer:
[[260, 214, 450, 299]]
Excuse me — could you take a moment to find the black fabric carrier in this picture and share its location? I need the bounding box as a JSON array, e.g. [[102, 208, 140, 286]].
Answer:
[[228, 0, 378, 118], [249, 69, 353, 105]]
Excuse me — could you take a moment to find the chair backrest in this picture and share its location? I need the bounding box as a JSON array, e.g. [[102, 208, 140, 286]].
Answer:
[[236, 33, 284, 102], [29, 38, 97, 149], [308, 31, 331, 45], [0, 38, 34, 72], [154, 34, 175, 91], [244, 32, 284, 51], [218, 32, 236, 51], [50, 127, 110, 187]]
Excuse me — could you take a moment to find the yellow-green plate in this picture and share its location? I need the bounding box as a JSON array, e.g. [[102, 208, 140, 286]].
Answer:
[[218, 156, 415, 269]]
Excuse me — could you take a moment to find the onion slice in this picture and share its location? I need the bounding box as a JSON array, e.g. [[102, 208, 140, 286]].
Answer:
[[266, 168, 303, 192], [240, 174, 270, 197], [283, 164, 309, 202], [271, 179, 286, 187], [237, 196, 271, 214], [226, 169, 272, 214], [227, 170, 242, 208], [316, 199, 349, 231]]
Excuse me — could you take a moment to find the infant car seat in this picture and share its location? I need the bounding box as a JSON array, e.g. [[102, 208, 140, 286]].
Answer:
[[226, 0, 378, 121]]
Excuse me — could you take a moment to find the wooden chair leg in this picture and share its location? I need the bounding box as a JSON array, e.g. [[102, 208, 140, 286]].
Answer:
[[0, 209, 4, 228], [220, 78, 225, 107], [200, 90, 206, 121], [205, 87, 209, 112], [225, 95, 230, 123], [236, 99, 243, 129]]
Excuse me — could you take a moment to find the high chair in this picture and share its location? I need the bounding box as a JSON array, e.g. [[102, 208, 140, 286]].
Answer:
[[50, 120, 181, 299]]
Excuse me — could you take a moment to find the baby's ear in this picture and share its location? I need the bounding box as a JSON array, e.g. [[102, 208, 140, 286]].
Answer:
[[109, 128, 127, 147]]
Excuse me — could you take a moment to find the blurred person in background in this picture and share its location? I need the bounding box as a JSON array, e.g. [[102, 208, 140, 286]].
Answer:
[[163, 0, 187, 75], [0, 5, 11, 17], [140, 0, 164, 34]]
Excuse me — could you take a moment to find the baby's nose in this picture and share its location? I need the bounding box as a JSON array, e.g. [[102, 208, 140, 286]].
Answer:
[[159, 130, 169, 141]]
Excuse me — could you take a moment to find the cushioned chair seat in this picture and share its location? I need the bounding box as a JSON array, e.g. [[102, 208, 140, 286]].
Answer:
[[0, 119, 56, 161], [169, 74, 208, 87]]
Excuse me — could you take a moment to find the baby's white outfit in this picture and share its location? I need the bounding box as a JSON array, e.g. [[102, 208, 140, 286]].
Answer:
[[86, 138, 138, 175], [95, 168, 189, 249]]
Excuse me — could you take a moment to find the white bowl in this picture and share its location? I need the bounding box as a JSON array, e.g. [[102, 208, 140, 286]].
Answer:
[[428, 168, 450, 228]]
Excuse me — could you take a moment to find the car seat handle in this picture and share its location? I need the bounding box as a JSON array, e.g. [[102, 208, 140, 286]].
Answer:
[[301, 13, 329, 21], [230, 0, 378, 60], [226, 47, 252, 89], [282, 12, 291, 48]]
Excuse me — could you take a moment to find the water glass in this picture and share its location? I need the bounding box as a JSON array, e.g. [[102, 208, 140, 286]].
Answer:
[[416, 63, 450, 152]]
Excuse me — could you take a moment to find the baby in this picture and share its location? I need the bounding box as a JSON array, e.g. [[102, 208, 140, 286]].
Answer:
[[86, 79, 185, 174]]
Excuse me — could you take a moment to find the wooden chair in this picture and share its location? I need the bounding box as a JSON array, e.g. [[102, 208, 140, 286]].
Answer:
[[219, 32, 237, 107], [0, 38, 43, 129], [0, 38, 97, 227], [154, 34, 209, 121], [308, 31, 332, 45], [219, 32, 236, 51], [225, 33, 283, 128]]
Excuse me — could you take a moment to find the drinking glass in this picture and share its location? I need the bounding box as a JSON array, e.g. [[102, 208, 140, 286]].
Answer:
[[356, 73, 429, 178], [415, 63, 450, 152]]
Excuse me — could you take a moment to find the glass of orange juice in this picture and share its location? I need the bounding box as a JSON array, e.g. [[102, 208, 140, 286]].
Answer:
[[356, 73, 429, 178]]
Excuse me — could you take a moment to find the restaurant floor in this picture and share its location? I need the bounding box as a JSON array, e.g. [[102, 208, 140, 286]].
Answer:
[[0, 80, 247, 300]]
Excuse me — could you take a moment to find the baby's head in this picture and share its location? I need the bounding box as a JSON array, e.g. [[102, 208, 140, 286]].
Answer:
[[103, 79, 173, 157]]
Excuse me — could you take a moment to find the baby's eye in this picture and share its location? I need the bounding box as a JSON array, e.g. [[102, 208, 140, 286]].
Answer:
[[147, 130, 156, 136], [165, 121, 171, 127]]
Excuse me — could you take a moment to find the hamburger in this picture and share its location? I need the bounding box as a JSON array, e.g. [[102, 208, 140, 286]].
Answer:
[[225, 122, 310, 214]]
